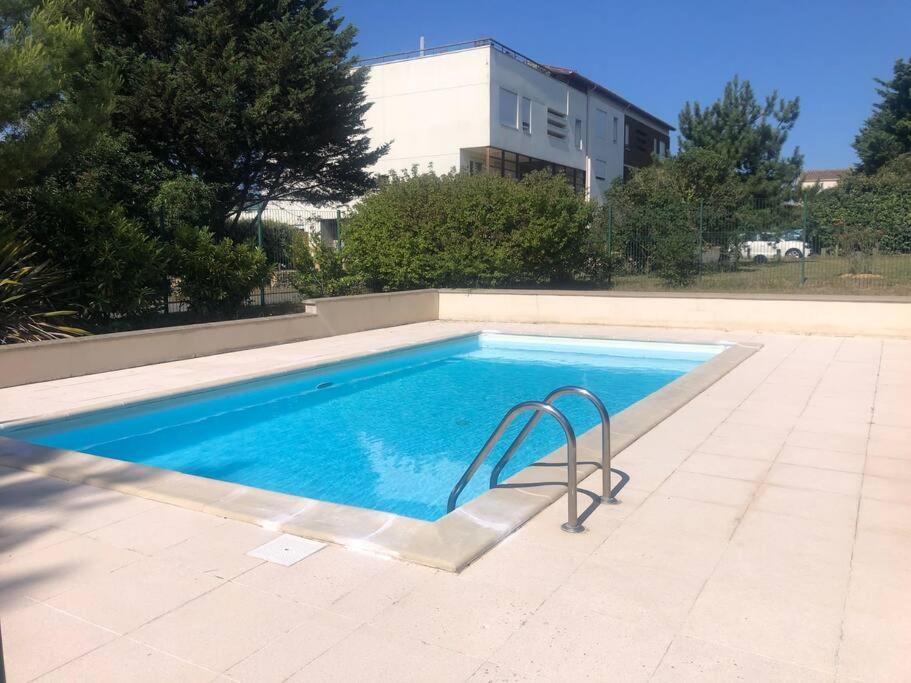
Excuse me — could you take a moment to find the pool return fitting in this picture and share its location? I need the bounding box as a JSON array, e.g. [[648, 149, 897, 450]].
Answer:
[[446, 386, 618, 533]]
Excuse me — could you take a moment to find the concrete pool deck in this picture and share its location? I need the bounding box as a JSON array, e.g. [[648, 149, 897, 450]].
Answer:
[[1, 322, 910, 680]]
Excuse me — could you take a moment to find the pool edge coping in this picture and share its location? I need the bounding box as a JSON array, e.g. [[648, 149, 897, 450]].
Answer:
[[0, 331, 759, 572]]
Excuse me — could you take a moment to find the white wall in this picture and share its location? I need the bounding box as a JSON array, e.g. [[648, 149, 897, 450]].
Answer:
[[438, 290, 911, 338], [488, 49, 588, 172], [363, 47, 492, 176], [488, 50, 629, 202], [586, 93, 626, 201], [362, 45, 662, 204], [800, 179, 840, 190]]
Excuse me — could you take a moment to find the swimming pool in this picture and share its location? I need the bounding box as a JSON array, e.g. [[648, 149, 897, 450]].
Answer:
[[7, 333, 723, 520]]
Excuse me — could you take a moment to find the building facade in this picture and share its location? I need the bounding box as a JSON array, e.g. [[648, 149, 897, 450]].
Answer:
[[360, 39, 673, 202], [800, 169, 849, 190]]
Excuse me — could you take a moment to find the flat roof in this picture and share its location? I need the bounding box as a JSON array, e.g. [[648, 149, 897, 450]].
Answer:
[[359, 38, 675, 132]]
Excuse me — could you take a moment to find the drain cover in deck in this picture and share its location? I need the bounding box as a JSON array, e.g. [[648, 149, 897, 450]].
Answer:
[[246, 534, 326, 566]]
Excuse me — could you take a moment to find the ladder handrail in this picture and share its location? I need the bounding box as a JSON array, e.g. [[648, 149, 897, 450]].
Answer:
[[489, 386, 616, 505], [446, 401, 584, 532]]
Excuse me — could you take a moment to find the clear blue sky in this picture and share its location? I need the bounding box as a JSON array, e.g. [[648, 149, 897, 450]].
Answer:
[[338, 0, 910, 170]]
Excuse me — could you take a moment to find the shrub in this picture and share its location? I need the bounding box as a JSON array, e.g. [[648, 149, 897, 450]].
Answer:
[[604, 164, 702, 286], [3, 132, 171, 320], [342, 169, 595, 290], [835, 225, 883, 275], [293, 234, 366, 298], [81, 209, 168, 318], [601, 150, 805, 286], [170, 228, 272, 314], [810, 162, 911, 253], [20, 195, 167, 319], [152, 176, 217, 234], [509, 172, 597, 283], [652, 222, 701, 286]]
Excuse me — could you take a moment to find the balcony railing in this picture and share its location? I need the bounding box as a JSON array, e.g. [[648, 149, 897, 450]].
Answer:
[[357, 38, 553, 79]]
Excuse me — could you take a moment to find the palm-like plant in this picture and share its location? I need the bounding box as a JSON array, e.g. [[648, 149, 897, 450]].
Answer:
[[1, 227, 87, 344]]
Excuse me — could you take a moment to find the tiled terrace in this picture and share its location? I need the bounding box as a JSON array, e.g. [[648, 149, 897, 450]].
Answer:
[[1, 322, 909, 681]]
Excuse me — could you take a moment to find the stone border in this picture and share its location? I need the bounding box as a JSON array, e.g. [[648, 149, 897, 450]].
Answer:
[[0, 332, 757, 572]]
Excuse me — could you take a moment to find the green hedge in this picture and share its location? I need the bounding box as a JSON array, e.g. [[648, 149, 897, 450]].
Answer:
[[342, 170, 596, 290], [809, 165, 911, 253]]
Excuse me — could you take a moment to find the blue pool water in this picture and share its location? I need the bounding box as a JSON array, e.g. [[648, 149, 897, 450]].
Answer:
[[7, 333, 722, 520]]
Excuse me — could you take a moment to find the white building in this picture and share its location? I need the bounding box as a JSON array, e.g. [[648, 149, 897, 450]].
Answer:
[[800, 169, 849, 191], [360, 38, 674, 202]]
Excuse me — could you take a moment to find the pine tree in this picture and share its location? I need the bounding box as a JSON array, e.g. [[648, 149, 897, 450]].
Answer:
[[678, 76, 802, 199], [853, 57, 911, 175], [0, 0, 114, 190], [86, 0, 388, 228]]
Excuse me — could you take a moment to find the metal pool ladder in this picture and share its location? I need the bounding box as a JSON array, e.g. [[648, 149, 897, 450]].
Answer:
[[446, 386, 618, 533]]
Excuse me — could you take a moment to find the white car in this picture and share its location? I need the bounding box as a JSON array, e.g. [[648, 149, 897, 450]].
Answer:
[[741, 230, 811, 263]]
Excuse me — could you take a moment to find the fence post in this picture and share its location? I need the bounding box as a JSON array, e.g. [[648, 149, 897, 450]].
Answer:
[[255, 202, 266, 306], [800, 195, 808, 286], [606, 202, 613, 287], [159, 204, 168, 314], [698, 198, 704, 277]]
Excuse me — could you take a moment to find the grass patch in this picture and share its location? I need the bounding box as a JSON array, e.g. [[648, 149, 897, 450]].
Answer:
[[610, 254, 911, 296]]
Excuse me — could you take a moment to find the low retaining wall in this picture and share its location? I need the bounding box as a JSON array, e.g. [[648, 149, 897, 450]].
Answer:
[[0, 290, 438, 388], [438, 289, 911, 338], [303, 289, 439, 336], [4, 288, 908, 389]]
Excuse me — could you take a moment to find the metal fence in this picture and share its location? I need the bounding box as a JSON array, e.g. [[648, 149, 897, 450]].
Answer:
[[159, 192, 910, 316], [165, 203, 347, 313], [601, 197, 911, 295]]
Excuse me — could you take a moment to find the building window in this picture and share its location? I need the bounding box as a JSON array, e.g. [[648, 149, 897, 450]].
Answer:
[[483, 146, 584, 192], [499, 88, 518, 129], [658, 140, 666, 156], [574, 119, 583, 150], [521, 97, 531, 133], [594, 109, 608, 140], [613, 116, 619, 144], [503, 150, 517, 178], [624, 122, 630, 147], [468, 160, 484, 175], [594, 159, 607, 181], [488, 147, 503, 175], [319, 218, 339, 244]]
